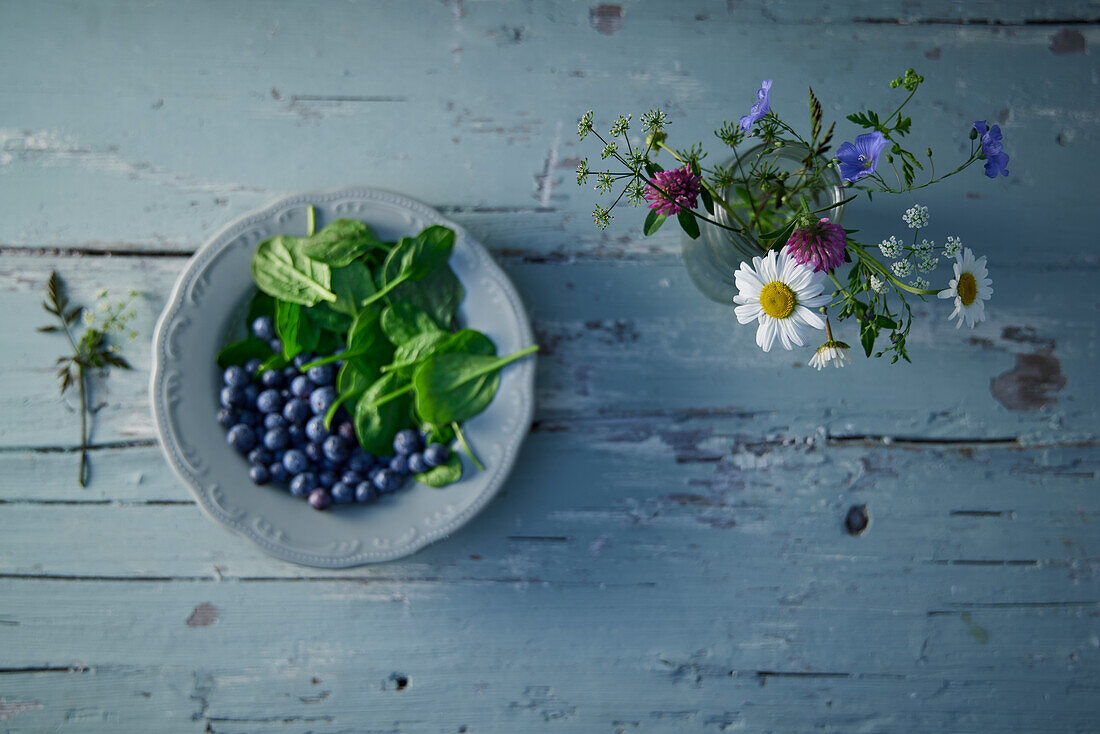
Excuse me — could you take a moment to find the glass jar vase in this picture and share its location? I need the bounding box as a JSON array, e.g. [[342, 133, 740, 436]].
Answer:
[[680, 142, 846, 304]]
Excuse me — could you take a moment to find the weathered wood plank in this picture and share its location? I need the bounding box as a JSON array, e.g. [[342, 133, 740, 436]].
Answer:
[[0, 1, 1096, 263], [1, 428, 1095, 581], [0, 255, 1093, 451]]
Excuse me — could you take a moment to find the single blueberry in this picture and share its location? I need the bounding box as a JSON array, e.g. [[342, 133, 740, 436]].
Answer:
[[223, 365, 249, 388], [238, 410, 261, 427], [282, 449, 308, 475], [268, 338, 283, 354], [318, 470, 337, 489], [310, 386, 337, 416], [260, 368, 283, 388], [216, 408, 238, 429], [305, 416, 330, 442], [226, 424, 256, 453], [263, 413, 288, 431], [308, 488, 331, 510], [289, 472, 316, 498], [220, 386, 247, 409], [336, 421, 357, 443], [407, 452, 428, 474], [389, 454, 409, 475], [290, 375, 314, 398], [263, 427, 290, 451], [244, 358, 263, 376], [268, 462, 290, 484], [385, 471, 404, 493], [293, 353, 314, 370], [367, 466, 383, 483], [247, 447, 273, 466], [322, 435, 350, 463], [307, 363, 336, 386], [347, 449, 375, 474], [373, 468, 397, 493], [283, 398, 311, 425], [304, 442, 324, 463], [249, 464, 271, 485], [252, 315, 276, 341], [287, 424, 306, 446], [331, 481, 354, 504], [393, 429, 422, 456], [243, 384, 261, 404], [282, 365, 300, 381], [320, 457, 342, 471], [423, 443, 450, 468], [341, 470, 363, 487], [355, 481, 378, 503], [256, 389, 284, 414]]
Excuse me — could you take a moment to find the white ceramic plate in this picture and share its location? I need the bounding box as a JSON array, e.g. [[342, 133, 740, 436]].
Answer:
[[150, 188, 536, 567]]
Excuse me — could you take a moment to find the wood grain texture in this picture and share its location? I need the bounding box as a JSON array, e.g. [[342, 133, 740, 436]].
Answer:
[[1, 1, 1097, 732]]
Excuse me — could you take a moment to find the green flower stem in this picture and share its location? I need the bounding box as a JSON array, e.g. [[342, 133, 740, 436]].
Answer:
[[77, 362, 88, 487], [880, 87, 917, 130], [363, 382, 415, 410], [452, 421, 484, 471], [306, 205, 316, 237], [848, 242, 938, 296]]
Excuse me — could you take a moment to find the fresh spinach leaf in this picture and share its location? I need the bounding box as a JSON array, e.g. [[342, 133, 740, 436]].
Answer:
[[251, 235, 336, 306], [274, 300, 303, 359], [363, 226, 456, 307], [353, 372, 413, 455], [217, 338, 273, 368], [376, 249, 464, 331], [413, 345, 537, 426], [304, 303, 352, 335], [386, 328, 495, 378], [246, 291, 275, 324], [380, 302, 442, 345], [414, 452, 462, 487], [344, 306, 393, 383], [300, 218, 386, 267], [330, 260, 375, 316]]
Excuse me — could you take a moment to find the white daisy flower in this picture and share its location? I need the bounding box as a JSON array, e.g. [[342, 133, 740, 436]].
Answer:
[[938, 247, 993, 329], [808, 340, 851, 370], [734, 246, 830, 352]]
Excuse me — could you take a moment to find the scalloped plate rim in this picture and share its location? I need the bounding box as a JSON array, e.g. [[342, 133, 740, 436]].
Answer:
[[149, 187, 536, 567]]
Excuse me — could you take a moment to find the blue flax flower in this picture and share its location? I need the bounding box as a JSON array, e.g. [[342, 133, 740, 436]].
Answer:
[[973, 121, 1009, 178], [739, 80, 773, 133], [836, 131, 888, 184]]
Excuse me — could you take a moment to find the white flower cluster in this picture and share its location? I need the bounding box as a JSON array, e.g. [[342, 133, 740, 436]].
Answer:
[[869, 274, 887, 293], [902, 204, 930, 229], [944, 235, 962, 258], [879, 235, 903, 259], [892, 259, 913, 278], [910, 276, 929, 289]]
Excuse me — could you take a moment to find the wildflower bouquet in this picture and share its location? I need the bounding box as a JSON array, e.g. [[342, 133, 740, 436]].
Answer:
[[576, 69, 1006, 366]]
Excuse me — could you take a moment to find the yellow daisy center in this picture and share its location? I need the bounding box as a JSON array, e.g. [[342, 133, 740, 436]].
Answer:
[[957, 272, 978, 306], [760, 281, 796, 319]]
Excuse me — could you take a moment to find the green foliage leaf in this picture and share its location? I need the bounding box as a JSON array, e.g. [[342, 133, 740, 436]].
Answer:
[[329, 260, 375, 316], [353, 372, 413, 455], [699, 187, 714, 215], [412, 346, 535, 427], [217, 337, 274, 368], [414, 453, 462, 488], [344, 306, 393, 383], [251, 235, 336, 306], [677, 211, 700, 240], [380, 302, 442, 346], [643, 209, 667, 236], [300, 218, 385, 267]]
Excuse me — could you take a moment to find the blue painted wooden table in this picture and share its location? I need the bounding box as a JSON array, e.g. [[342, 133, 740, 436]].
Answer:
[[2, 2, 1098, 731]]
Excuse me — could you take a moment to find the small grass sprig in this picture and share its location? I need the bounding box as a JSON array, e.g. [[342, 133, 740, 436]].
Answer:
[[38, 271, 137, 486]]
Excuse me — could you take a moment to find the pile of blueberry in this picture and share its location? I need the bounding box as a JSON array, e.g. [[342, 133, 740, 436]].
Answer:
[[216, 315, 451, 510]]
